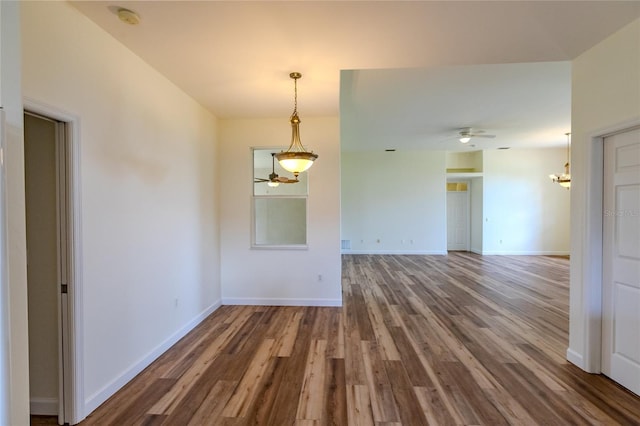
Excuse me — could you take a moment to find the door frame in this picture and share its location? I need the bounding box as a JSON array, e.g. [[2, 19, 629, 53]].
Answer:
[[446, 179, 471, 252], [580, 118, 640, 375], [0, 108, 9, 425], [24, 98, 84, 424], [600, 127, 640, 390]]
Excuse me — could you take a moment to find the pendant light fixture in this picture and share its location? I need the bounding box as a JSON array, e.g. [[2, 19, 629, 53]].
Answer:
[[549, 132, 571, 189], [275, 72, 318, 177]]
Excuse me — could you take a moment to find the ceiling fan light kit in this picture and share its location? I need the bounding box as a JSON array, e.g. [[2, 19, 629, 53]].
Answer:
[[549, 132, 571, 189], [255, 152, 299, 187], [275, 72, 318, 177], [458, 127, 496, 144]]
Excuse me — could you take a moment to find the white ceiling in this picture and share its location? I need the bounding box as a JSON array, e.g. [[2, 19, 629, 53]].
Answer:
[[341, 62, 571, 151], [70, 1, 640, 151]]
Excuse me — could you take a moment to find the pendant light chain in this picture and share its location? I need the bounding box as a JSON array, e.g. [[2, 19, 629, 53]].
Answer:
[[292, 74, 298, 116]]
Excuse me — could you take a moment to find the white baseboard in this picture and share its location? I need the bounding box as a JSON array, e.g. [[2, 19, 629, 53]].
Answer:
[[566, 348, 584, 369], [481, 250, 570, 256], [342, 249, 569, 256], [222, 297, 342, 307], [84, 299, 222, 415], [30, 397, 58, 416], [342, 250, 447, 255]]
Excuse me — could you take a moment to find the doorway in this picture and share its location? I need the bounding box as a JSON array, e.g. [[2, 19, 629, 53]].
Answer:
[[601, 126, 640, 396], [24, 110, 73, 424], [447, 180, 470, 251]]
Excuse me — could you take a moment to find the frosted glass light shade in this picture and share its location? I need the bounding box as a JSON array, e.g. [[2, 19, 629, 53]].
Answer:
[[275, 112, 318, 175], [276, 152, 317, 174]]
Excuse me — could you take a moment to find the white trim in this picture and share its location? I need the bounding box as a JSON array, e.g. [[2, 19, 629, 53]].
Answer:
[[83, 300, 221, 415], [480, 251, 570, 256], [23, 98, 85, 424], [30, 398, 58, 416], [343, 250, 448, 255], [222, 298, 342, 307], [566, 348, 584, 369], [577, 117, 640, 374], [345, 250, 571, 256], [0, 108, 10, 426], [446, 178, 472, 252], [346, 250, 571, 256], [250, 146, 309, 249], [446, 172, 483, 178]]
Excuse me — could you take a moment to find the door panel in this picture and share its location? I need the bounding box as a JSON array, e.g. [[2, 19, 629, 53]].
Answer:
[[447, 189, 469, 251], [602, 126, 640, 396]]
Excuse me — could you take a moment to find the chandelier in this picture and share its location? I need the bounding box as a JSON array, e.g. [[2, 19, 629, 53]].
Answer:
[[549, 132, 571, 189], [275, 72, 318, 177]]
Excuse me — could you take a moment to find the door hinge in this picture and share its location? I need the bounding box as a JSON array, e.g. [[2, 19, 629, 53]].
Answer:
[[61, 284, 68, 294]]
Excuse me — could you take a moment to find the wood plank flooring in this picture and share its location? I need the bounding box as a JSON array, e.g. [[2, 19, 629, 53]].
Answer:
[[78, 253, 640, 425]]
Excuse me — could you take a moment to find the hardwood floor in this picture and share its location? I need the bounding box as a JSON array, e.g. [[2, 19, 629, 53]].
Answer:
[[78, 253, 640, 425], [30, 415, 59, 425]]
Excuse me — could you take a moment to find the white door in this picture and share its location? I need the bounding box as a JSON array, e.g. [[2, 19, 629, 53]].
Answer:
[[602, 126, 640, 396], [447, 183, 469, 251]]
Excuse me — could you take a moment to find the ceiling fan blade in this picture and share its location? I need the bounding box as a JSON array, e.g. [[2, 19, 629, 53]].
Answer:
[[276, 176, 299, 183], [254, 178, 269, 183], [472, 134, 496, 138]]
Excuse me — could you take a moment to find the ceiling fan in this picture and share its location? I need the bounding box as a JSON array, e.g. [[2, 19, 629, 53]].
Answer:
[[458, 127, 496, 143], [254, 152, 299, 187]]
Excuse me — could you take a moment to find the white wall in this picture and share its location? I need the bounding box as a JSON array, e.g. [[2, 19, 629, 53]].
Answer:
[[341, 150, 447, 254], [569, 18, 640, 371], [1, 2, 30, 425], [446, 151, 483, 171], [22, 1, 221, 419], [483, 148, 570, 255], [219, 117, 341, 306], [340, 148, 569, 256]]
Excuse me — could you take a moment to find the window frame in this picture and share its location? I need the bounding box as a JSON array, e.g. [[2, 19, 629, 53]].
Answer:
[[251, 147, 309, 249]]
